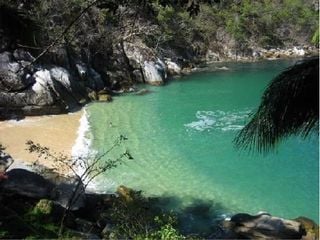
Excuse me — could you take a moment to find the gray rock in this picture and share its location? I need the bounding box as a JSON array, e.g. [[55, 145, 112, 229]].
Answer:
[[226, 212, 305, 239], [76, 63, 88, 80], [50, 66, 72, 92], [0, 51, 13, 64], [142, 59, 166, 85], [50, 177, 86, 211], [75, 218, 97, 233], [132, 69, 144, 83], [0, 168, 54, 198], [88, 68, 105, 90], [205, 50, 220, 62], [13, 49, 35, 62], [123, 41, 167, 85]]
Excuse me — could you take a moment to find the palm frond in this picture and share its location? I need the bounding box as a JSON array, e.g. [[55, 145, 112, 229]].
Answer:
[[234, 57, 319, 153]]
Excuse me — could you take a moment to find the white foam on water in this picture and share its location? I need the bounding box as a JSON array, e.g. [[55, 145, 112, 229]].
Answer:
[[71, 109, 98, 191], [184, 110, 251, 132], [184, 111, 216, 131], [71, 109, 118, 193], [72, 109, 92, 159]]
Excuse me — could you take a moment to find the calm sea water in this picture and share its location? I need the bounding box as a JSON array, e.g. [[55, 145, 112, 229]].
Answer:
[[86, 60, 319, 223]]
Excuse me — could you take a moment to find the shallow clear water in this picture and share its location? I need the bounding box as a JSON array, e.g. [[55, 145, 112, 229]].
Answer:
[[87, 60, 319, 223]]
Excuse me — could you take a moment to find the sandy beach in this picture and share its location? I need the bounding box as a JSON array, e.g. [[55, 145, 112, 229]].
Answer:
[[0, 111, 82, 172]]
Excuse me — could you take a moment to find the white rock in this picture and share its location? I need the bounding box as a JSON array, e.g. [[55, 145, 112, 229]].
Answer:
[[32, 69, 53, 93], [50, 67, 72, 91], [143, 61, 164, 85], [76, 63, 88, 78], [292, 47, 305, 56], [166, 60, 181, 75]]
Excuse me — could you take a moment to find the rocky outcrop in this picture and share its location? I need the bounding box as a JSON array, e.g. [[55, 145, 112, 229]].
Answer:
[[0, 168, 85, 210], [223, 212, 312, 239], [204, 45, 318, 62], [165, 59, 182, 75], [0, 49, 110, 119], [123, 40, 167, 85], [295, 217, 319, 240], [1, 169, 55, 198]]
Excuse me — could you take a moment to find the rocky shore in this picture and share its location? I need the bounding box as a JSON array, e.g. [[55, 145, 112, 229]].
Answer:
[[0, 45, 317, 120], [0, 0, 318, 119], [0, 150, 318, 239]]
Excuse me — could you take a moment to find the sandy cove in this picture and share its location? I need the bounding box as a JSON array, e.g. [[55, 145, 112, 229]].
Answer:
[[0, 111, 82, 173]]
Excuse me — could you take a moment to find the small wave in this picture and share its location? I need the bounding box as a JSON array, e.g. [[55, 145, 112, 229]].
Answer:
[[72, 108, 92, 159], [184, 110, 251, 132], [71, 108, 98, 184]]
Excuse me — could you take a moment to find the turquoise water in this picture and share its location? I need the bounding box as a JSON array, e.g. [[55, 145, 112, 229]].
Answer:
[[87, 60, 319, 223]]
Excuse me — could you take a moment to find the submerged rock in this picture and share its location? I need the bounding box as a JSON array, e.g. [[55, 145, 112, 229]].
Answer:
[[98, 93, 112, 102], [135, 88, 152, 96], [116, 185, 135, 202]]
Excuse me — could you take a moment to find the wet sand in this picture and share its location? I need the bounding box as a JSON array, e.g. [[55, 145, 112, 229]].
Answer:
[[0, 111, 82, 172]]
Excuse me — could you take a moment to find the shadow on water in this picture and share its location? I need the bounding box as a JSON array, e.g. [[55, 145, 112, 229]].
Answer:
[[148, 194, 231, 238]]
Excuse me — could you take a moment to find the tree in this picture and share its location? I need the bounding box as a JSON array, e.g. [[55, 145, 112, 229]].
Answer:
[[26, 135, 133, 237], [234, 57, 319, 152]]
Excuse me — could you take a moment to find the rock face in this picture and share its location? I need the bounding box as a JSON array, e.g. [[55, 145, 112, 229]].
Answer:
[[1, 169, 54, 198], [0, 168, 85, 210], [123, 41, 167, 85], [165, 59, 182, 75], [0, 49, 108, 118], [224, 212, 307, 239]]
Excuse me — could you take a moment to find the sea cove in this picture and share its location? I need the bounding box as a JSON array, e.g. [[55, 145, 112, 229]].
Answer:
[[84, 60, 319, 224]]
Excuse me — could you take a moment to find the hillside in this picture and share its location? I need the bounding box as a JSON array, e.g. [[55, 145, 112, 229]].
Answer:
[[0, 0, 318, 117]]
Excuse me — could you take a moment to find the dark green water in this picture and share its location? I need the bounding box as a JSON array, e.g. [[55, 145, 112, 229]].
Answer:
[[87, 60, 319, 223]]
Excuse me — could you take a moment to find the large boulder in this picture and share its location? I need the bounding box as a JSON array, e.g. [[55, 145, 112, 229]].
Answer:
[[0, 50, 91, 117], [0, 51, 34, 92], [44, 172, 86, 211], [0, 168, 86, 210], [123, 41, 167, 85], [0, 168, 54, 198], [142, 59, 166, 85], [13, 48, 35, 62], [224, 212, 306, 239], [51, 179, 86, 211], [75, 62, 105, 91]]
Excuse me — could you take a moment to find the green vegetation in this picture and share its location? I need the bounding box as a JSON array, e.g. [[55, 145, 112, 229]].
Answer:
[[0, 0, 317, 63], [137, 0, 318, 60], [235, 57, 319, 152], [311, 28, 319, 45], [104, 189, 186, 239]]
